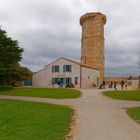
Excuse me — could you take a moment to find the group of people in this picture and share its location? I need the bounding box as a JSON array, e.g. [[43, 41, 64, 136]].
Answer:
[[120, 80, 128, 90], [108, 81, 117, 90], [65, 83, 74, 88], [99, 80, 128, 91], [57, 81, 75, 88], [99, 81, 106, 89]]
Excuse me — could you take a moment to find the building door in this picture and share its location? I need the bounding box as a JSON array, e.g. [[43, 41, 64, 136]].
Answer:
[[60, 78, 64, 87]]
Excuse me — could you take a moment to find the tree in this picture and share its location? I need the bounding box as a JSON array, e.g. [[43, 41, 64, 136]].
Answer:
[[17, 66, 33, 80], [0, 27, 24, 86], [0, 28, 23, 68]]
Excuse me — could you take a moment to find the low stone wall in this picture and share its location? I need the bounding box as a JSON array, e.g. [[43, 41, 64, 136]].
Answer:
[[131, 80, 139, 88], [105, 77, 129, 84]]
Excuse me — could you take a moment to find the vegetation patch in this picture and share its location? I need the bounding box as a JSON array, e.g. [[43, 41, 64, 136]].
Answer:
[[0, 99, 73, 140], [0, 87, 81, 99], [103, 90, 140, 101], [127, 107, 140, 123]]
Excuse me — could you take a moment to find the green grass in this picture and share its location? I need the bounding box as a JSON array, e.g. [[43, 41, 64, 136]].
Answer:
[[0, 87, 81, 99], [103, 90, 140, 101], [127, 107, 140, 123], [0, 99, 73, 140]]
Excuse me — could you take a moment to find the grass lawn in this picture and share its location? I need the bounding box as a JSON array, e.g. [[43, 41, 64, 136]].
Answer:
[[103, 90, 140, 101], [104, 90, 140, 123], [0, 87, 81, 99], [127, 107, 140, 123], [0, 99, 73, 140]]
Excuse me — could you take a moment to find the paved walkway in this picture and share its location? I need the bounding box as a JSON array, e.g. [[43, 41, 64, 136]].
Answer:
[[0, 89, 140, 140]]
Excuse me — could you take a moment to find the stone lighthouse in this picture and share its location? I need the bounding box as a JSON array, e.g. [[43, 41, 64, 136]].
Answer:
[[80, 12, 106, 82]]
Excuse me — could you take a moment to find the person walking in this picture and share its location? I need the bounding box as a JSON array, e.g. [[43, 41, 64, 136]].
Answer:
[[120, 80, 125, 90], [124, 80, 128, 90], [111, 81, 113, 88], [102, 81, 106, 89], [114, 81, 117, 91]]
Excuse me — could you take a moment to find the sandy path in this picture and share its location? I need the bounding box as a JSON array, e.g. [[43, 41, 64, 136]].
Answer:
[[0, 89, 140, 140], [72, 89, 140, 140]]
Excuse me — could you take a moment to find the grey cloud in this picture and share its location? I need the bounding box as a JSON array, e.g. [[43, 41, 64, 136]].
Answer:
[[19, 27, 80, 70], [0, 0, 140, 76]]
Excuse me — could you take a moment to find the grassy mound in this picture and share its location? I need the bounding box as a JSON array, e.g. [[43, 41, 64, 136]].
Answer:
[[127, 107, 140, 123], [103, 90, 140, 101], [0, 99, 73, 140], [0, 87, 81, 99]]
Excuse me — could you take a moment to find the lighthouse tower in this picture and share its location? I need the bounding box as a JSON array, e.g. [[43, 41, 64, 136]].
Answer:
[[80, 12, 106, 82]]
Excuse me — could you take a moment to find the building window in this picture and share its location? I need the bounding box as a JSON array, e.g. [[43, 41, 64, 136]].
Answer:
[[52, 65, 60, 73], [63, 65, 72, 72], [65, 78, 72, 84], [52, 78, 59, 84], [52, 77, 72, 86]]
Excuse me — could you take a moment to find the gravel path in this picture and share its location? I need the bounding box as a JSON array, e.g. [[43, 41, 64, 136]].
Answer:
[[0, 89, 140, 140]]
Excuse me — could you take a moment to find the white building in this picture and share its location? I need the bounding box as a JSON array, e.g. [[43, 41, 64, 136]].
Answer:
[[33, 57, 100, 88]]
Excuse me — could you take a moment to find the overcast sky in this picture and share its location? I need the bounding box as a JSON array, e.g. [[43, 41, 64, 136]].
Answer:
[[0, 0, 140, 76]]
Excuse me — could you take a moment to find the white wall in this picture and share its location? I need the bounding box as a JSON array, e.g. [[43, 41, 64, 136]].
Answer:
[[33, 68, 47, 86], [81, 67, 100, 88], [33, 58, 100, 88], [45, 58, 81, 87], [33, 58, 81, 87]]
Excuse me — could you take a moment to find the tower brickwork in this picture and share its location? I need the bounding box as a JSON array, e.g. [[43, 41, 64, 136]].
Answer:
[[80, 12, 106, 82]]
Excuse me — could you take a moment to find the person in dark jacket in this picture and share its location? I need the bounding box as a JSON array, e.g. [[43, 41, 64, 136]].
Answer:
[[114, 81, 117, 91], [120, 80, 125, 90]]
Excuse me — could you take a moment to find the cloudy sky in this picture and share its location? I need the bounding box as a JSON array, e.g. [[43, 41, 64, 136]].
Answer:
[[0, 0, 140, 76]]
